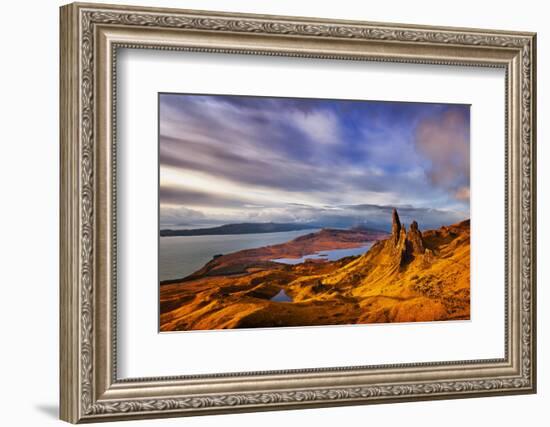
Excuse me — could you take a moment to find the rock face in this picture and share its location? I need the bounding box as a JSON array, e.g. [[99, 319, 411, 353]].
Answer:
[[389, 210, 425, 267], [407, 220, 425, 255], [391, 208, 402, 244]]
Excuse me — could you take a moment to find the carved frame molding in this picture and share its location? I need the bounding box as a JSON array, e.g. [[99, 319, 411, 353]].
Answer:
[[60, 2, 536, 423]]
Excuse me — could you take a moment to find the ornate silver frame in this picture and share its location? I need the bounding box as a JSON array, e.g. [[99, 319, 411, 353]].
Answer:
[[60, 2, 537, 423]]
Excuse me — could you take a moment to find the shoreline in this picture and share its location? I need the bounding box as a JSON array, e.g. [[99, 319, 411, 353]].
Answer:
[[160, 227, 388, 284]]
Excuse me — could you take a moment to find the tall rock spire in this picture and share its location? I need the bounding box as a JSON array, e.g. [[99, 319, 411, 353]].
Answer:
[[388, 209, 424, 268], [407, 220, 425, 255], [391, 208, 401, 244]]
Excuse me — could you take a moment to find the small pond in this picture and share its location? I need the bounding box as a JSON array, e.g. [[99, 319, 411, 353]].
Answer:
[[271, 243, 374, 265], [270, 289, 293, 302]]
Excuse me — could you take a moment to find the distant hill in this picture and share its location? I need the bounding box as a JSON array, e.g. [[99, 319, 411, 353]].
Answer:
[[160, 222, 318, 237]]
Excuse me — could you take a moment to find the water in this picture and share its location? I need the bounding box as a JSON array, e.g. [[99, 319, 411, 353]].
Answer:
[[270, 289, 293, 302], [271, 243, 374, 265], [159, 229, 320, 281]]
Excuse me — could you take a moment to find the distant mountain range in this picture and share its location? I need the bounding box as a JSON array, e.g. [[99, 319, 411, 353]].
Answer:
[[160, 222, 319, 237]]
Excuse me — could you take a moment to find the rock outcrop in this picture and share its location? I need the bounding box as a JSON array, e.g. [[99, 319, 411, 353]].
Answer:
[[388, 210, 426, 267], [391, 208, 402, 244], [407, 220, 425, 255]]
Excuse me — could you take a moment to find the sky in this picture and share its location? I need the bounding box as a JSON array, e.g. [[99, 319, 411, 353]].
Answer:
[[159, 93, 470, 231]]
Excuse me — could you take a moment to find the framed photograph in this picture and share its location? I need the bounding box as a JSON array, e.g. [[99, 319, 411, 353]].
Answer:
[[60, 2, 537, 423]]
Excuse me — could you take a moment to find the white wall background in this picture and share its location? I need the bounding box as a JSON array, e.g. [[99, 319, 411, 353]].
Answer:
[[0, 0, 545, 426]]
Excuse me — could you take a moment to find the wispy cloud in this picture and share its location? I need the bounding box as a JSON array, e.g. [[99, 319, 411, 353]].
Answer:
[[414, 107, 470, 195], [289, 109, 341, 146], [159, 94, 470, 229]]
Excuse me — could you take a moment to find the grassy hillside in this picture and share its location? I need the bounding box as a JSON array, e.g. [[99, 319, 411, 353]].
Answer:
[[160, 210, 470, 331]]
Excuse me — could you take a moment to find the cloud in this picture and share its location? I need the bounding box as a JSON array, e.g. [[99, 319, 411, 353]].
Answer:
[[289, 109, 341, 145], [160, 206, 205, 226], [159, 94, 470, 226], [159, 200, 466, 231], [414, 107, 470, 199], [160, 186, 247, 208], [454, 186, 470, 201], [159, 134, 331, 194], [339, 203, 466, 230]]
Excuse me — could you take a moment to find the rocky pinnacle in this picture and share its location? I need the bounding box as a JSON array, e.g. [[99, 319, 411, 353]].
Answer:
[[407, 220, 425, 255], [389, 209, 425, 267], [391, 208, 402, 244]]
